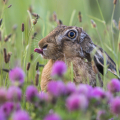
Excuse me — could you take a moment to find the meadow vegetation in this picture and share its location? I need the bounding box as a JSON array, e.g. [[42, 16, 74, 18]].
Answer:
[[0, 0, 120, 120]]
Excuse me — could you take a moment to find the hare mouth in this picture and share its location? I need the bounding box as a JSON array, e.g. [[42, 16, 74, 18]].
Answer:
[[34, 48, 43, 54]]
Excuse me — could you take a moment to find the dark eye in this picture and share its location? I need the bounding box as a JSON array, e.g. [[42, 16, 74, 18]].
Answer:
[[67, 31, 76, 38]]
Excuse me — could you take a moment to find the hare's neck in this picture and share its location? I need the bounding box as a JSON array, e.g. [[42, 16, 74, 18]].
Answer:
[[41, 58, 64, 91]]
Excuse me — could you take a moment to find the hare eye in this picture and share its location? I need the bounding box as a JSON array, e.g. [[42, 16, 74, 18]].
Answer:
[[67, 31, 76, 38]]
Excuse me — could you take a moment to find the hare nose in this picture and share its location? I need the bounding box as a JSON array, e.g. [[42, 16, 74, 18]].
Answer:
[[38, 39, 44, 49], [38, 39, 48, 49]]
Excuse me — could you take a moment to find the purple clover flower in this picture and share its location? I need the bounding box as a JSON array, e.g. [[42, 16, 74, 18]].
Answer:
[[51, 61, 67, 77], [0, 88, 7, 104], [66, 93, 88, 111], [7, 86, 22, 102], [0, 102, 21, 117], [0, 111, 6, 120], [66, 82, 76, 95], [12, 110, 31, 120], [39, 91, 48, 101], [9, 67, 25, 85], [44, 113, 61, 120], [110, 97, 120, 115], [105, 92, 113, 103], [47, 80, 66, 97], [26, 85, 38, 102], [107, 79, 120, 93], [90, 87, 106, 99], [77, 84, 92, 98], [0, 102, 14, 117]]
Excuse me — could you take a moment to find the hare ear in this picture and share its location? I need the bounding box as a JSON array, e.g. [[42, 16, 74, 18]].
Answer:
[[93, 47, 118, 77]]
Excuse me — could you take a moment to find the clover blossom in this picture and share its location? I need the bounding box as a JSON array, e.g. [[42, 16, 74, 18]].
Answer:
[[44, 113, 61, 120], [47, 80, 66, 97], [0, 88, 7, 104], [66, 82, 76, 95], [51, 61, 67, 77], [26, 85, 38, 102], [9, 67, 25, 85], [12, 110, 31, 120], [107, 79, 120, 93], [91, 87, 106, 99], [0, 102, 14, 117], [7, 86, 22, 102], [110, 97, 120, 115], [66, 93, 88, 111]]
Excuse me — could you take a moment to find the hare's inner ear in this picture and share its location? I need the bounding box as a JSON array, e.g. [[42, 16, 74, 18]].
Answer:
[[93, 47, 118, 77]]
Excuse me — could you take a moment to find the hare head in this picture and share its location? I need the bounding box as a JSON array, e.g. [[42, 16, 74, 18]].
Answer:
[[34, 25, 85, 60], [34, 25, 119, 79]]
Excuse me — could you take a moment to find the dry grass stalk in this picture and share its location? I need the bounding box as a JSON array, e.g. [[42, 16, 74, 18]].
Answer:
[[91, 20, 96, 28], [0, 19, 2, 27], [52, 12, 63, 25], [26, 62, 31, 71], [32, 32, 37, 39], [8, 4, 12, 8], [3, 48, 7, 63], [4, 34, 12, 42], [32, 13, 40, 19], [3, 48, 12, 63], [33, 18, 37, 25], [7, 52, 12, 63], [3, 0, 8, 4], [30, 54, 34, 61], [57, 20, 63, 26], [36, 62, 39, 70], [21, 23, 24, 32], [2, 68, 9, 73], [113, 0, 117, 4], [35, 72, 39, 86], [78, 11, 82, 22], [39, 64, 45, 67], [53, 12, 57, 21]]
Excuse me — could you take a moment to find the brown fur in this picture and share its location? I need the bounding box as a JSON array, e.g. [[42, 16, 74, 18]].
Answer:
[[41, 59, 54, 91], [41, 57, 96, 91], [38, 25, 102, 91]]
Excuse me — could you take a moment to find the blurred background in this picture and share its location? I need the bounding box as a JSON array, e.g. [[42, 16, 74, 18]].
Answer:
[[0, 0, 120, 87]]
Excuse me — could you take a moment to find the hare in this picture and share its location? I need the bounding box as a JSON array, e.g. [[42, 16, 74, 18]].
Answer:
[[34, 25, 118, 91]]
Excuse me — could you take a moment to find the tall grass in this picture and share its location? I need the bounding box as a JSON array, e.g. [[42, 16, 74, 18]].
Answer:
[[0, 0, 120, 93], [0, 0, 120, 120]]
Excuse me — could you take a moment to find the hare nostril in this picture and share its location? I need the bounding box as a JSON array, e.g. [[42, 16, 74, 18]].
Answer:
[[43, 44, 48, 49]]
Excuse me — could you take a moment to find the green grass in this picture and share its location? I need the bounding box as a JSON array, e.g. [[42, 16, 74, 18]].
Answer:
[[0, 0, 120, 89]]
